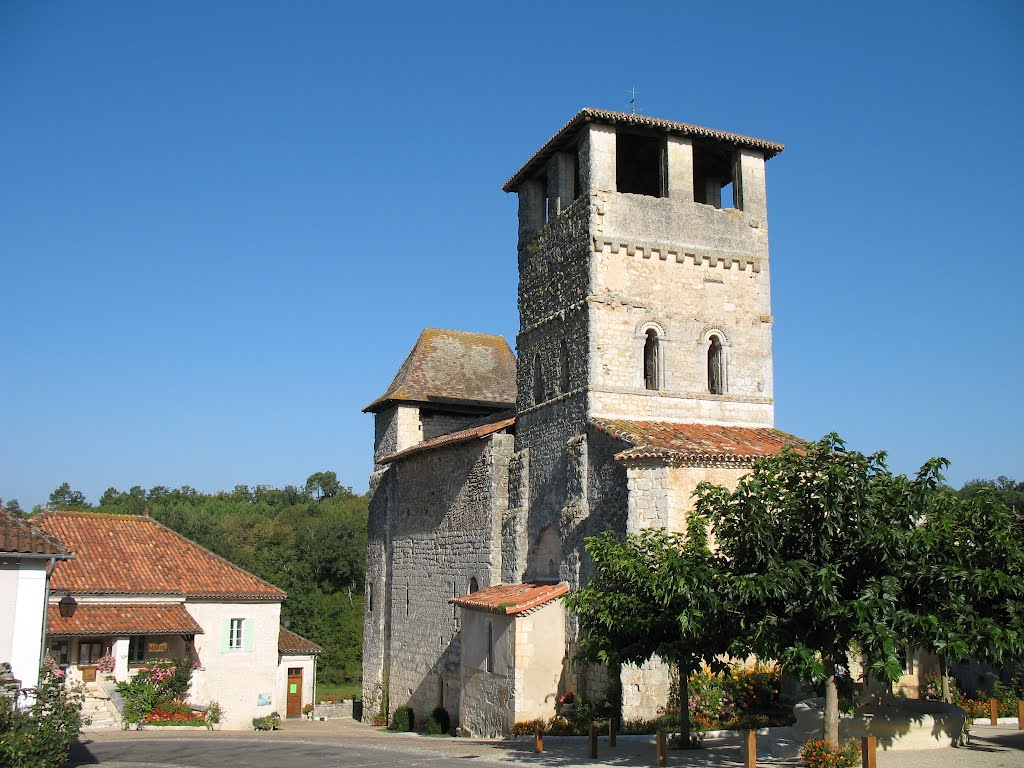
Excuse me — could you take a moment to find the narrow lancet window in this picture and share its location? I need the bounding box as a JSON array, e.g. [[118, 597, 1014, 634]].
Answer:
[[486, 621, 494, 673], [559, 340, 569, 394], [708, 335, 724, 394], [532, 354, 544, 404], [644, 329, 660, 390]]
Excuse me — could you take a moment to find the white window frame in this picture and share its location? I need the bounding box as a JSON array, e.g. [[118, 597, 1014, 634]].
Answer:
[[229, 618, 244, 651]]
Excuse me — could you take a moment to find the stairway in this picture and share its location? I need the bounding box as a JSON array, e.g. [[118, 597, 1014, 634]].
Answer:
[[81, 682, 121, 729]]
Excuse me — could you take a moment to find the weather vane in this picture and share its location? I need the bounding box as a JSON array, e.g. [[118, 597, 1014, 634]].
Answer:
[[629, 86, 639, 115]]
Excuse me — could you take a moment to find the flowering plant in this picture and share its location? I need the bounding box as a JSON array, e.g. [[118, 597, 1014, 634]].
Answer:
[[799, 738, 859, 768], [96, 655, 116, 673], [302, 703, 315, 715], [558, 691, 575, 704]]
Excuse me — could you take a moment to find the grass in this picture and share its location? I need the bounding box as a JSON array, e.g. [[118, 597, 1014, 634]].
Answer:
[[316, 681, 361, 702]]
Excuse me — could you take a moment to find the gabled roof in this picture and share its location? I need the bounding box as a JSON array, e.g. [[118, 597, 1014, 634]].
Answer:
[[504, 108, 785, 192], [33, 511, 286, 601], [47, 603, 203, 637], [278, 626, 322, 655], [449, 581, 568, 616], [590, 419, 807, 467], [0, 507, 73, 558], [364, 329, 516, 414], [377, 411, 515, 465]]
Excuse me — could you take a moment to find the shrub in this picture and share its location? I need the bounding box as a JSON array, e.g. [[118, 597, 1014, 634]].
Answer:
[[799, 738, 859, 768], [723, 663, 781, 714], [252, 712, 281, 730], [0, 667, 87, 768], [991, 681, 1021, 717], [425, 706, 450, 734], [391, 705, 414, 732], [207, 700, 223, 725]]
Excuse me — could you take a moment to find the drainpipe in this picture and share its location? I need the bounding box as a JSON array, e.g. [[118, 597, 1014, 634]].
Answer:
[[38, 558, 57, 679]]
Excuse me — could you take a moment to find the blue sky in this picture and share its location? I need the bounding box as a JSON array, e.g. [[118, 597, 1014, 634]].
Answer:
[[2, 1, 1021, 508]]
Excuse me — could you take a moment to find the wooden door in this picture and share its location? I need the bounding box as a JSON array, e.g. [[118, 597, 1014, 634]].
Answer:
[[286, 668, 302, 718]]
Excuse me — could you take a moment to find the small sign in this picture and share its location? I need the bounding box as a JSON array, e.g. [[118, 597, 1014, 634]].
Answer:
[[257, 693, 272, 706], [147, 642, 168, 653], [289, 683, 297, 694]]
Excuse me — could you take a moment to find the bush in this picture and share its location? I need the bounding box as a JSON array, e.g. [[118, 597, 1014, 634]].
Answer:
[[391, 705, 414, 732], [0, 667, 87, 768], [425, 706, 450, 734], [799, 738, 859, 768], [252, 712, 281, 730], [114, 658, 194, 726], [723, 663, 781, 714]]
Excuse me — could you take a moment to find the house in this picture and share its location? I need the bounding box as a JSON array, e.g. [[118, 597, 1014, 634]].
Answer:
[[0, 507, 74, 699], [32, 510, 321, 727], [363, 108, 807, 735]]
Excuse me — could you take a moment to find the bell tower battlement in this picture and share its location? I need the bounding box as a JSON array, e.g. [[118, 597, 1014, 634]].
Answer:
[[505, 109, 784, 428]]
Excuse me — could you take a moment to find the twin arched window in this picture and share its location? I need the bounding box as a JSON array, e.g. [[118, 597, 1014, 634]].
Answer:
[[641, 327, 727, 394]]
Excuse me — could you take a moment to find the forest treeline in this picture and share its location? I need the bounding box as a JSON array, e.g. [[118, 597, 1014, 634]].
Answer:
[[5, 473, 367, 686]]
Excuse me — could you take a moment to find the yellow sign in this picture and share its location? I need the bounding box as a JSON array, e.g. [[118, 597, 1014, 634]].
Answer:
[[147, 642, 169, 653]]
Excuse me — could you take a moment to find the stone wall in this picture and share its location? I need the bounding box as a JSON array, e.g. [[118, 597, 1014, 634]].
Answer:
[[459, 610, 515, 737]]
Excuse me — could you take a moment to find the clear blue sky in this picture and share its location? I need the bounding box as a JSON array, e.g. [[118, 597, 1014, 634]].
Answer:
[[2, 1, 1021, 508]]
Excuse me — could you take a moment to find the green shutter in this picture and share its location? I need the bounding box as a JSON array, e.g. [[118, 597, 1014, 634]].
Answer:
[[243, 619, 254, 652], [220, 619, 230, 653]]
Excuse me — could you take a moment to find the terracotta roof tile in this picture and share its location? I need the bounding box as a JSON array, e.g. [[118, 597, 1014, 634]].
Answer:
[[0, 507, 72, 557], [505, 108, 784, 192], [47, 602, 203, 636], [278, 626, 322, 655], [590, 419, 807, 466], [364, 329, 516, 413], [33, 512, 286, 601], [377, 412, 515, 465], [449, 581, 568, 616]]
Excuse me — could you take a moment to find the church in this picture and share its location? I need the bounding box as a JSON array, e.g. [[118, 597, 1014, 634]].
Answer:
[[361, 108, 804, 736]]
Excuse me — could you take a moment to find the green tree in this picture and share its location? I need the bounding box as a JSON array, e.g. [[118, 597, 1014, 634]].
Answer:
[[899, 475, 1024, 701], [565, 516, 732, 747], [696, 435, 923, 744], [304, 471, 344, 501], [48, 482, 91, 510]]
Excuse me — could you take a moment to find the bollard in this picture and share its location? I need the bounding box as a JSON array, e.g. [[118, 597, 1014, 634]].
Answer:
[[990, 698, 999, 725], [534, 723, 543, 753], [742, 729, 756, 768], [861, 735, 876, 768], [1018, 700, 1024, 730], [589, 722, 598, 759], [609, 717, 617, 747], [655, 729, 666, 767]]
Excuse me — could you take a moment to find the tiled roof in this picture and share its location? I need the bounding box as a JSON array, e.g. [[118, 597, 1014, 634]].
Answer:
[[449, 581, 569, 616], [590, 419, 807, 466], [505, 108, 785, 192], [46, 602, 203, 637], [364, 329, 516, 413], [0, 507, 73, 557], [278, 626, 323, 655], [33, 511, 286, 601], [377, 411, 515, 465]]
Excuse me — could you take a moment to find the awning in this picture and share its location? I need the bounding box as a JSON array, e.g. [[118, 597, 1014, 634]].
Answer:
[[47, 603, 203, 637]]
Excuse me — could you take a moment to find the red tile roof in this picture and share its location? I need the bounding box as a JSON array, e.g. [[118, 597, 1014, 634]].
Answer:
[[46, 602, 203, 637], [278, 627, 322, 655], [591, 419, 807, 466], [377, 411, 515, 465], [364, 329, 516, 413], [33, 511, 286, 601], [0, 507, 72, 557], [449, 581, 568, 616]]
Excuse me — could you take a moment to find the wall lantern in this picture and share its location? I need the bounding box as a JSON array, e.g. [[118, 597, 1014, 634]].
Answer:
[[58, 594, 77, 619]]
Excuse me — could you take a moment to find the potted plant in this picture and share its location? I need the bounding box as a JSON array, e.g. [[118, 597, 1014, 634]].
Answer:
[[302, 703, 316, 720], [207, 700, 223, 730], [558, 691, 576, 716]]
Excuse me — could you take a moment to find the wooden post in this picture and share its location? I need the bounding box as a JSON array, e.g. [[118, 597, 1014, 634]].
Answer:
[[1017, 700, 1024, 729], [990, 698, 999, 725], [656, 730, 666, 767], [589, 722, 598, 759], [861, 735, 876, 768], [609, 717, 617, 747], [534, 723, 543, 753], [742, 729, 756, 768]]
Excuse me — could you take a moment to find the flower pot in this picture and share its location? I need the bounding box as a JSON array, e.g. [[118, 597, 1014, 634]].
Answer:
[[560, 702, 576, 716]]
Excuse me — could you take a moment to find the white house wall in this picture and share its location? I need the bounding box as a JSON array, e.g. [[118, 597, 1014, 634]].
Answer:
[[1, 557, 48, 691]]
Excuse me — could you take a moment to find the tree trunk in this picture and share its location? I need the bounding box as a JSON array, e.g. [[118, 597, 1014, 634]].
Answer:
[[940, 657, 951, 704], [823, 655, 840, 745], [679, 665, 691, 748]]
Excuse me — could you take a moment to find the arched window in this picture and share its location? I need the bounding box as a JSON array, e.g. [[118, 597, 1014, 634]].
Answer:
[[643, 329, 660, 390], [708, 335, 725, 394], [532, 354, 544, 404], [468, 576, 479, 595], [558, 340, 569, 394], [486, 621, 494, 673]]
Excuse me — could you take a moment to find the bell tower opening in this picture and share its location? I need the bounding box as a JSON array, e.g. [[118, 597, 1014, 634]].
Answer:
[[616, 131, 666, 197]]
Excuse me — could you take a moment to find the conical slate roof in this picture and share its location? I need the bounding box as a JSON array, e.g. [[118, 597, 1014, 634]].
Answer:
[[364, 329, 516, 413]]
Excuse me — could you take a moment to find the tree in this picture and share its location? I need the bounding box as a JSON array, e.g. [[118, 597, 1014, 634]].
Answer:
[[48, 482, 91, 510], [696, 434, 923, 744], [565, 515, 732, 747], [304, 471, 344, 502], [899, 475, 1024, 701]]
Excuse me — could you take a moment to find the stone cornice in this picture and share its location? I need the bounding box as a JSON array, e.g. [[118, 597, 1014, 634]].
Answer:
[[592, 235, 762, 273]]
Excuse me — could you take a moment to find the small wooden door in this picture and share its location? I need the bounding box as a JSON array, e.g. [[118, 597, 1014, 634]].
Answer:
[[286, 668, 303, 718]]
